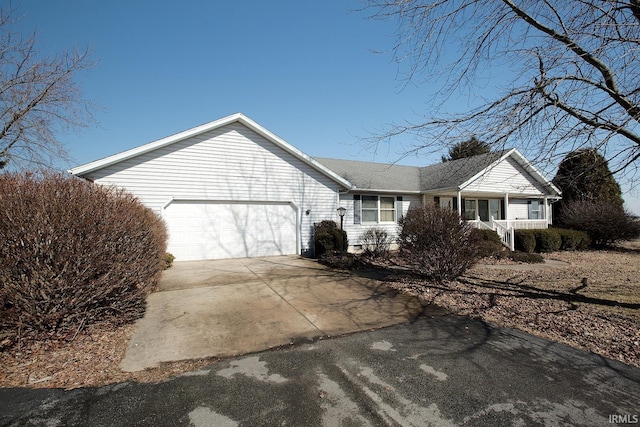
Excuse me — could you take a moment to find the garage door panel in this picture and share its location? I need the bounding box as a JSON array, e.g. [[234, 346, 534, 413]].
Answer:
[[165, 201, 297, 260]]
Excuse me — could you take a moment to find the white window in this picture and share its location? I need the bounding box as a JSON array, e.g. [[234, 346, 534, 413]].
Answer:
[[361, 196, 396, 223], [529, 200, 542, 219], [362, 196, 379, 222], [380, 196, 395, 222]]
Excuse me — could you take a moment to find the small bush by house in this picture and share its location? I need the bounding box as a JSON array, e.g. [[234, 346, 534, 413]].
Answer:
[[470, 228, 505, 258], [532, 229, 562, 253], [360, 227, 392, 259], [165, 252, 176, 269], [0, 172, 167, 344], [317, 251, 363, 270], [515, 230, 537, 253], [398, 204, 478, 282], [314, 220, 348, 257]]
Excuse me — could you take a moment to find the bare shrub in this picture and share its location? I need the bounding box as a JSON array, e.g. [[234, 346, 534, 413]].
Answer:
[[360, 227, 392, 259], [558, 200, 640, 247], [398, 205, 478, 282], [0, 172, 167, 343]]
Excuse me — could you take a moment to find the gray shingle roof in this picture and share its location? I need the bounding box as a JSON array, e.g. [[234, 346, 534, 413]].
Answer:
[[314, 151, 506, 192], [313, 157, 423, 192]]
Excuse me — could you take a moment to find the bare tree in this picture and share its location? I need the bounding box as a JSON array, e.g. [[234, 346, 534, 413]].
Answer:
[[363, 1, 640, 178], [0, 5, 93, 169]]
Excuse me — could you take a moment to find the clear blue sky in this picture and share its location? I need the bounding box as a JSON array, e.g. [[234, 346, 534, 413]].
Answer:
[[11, 0, 640, 213]]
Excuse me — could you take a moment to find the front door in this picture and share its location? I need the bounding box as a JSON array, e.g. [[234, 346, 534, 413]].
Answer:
[[478, 200, 490, 221]]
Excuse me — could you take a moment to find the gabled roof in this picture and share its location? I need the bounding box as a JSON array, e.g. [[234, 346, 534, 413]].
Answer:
[[70, 113, 559, 197], [313, 157, 422, 193], [459, 149, 561, 196], [317, 149, 561, 197], [419, 151, 507, 191], [69, 113, 354, 189]]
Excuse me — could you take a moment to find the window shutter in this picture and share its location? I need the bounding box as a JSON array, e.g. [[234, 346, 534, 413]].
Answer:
[[434, 196, 440, 206], [452, 197, 458, 210], [353, 195, 361, 224]]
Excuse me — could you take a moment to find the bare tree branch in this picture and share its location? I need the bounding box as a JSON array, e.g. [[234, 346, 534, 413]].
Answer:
[[0, 5, 94, 170], [362, 0, 640, 180]]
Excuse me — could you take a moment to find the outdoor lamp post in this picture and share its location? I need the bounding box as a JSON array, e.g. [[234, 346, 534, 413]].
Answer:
[[337, 207, 346, 252]]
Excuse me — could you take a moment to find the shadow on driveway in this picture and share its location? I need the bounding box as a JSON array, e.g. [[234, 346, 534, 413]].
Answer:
[[120, 256, 424, 372]]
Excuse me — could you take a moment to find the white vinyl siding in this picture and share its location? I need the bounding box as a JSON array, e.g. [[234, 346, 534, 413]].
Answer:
[[85, 122, 341, 258], [509, 199, 530, 220], [463, 157, 547, 196], [341, 194, 420, 247]]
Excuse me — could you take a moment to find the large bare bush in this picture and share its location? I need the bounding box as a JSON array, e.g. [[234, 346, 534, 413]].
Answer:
[[0, 172, 167, 343], [558, 199, 640, 247], [398, 205, 478, 282]]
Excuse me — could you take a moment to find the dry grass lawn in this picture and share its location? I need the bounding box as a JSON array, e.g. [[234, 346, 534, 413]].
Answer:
[[387, 243, 640, 368]]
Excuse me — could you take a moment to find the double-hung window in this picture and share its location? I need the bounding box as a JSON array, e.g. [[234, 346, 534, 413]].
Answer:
[[362, 196, 379, 222], [529, 199, 542, 219], [361, 196, 396, 223]]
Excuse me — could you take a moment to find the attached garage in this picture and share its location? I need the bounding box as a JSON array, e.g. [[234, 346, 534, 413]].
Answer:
[[68, 113, 354, 261], [164, 200, 298, 261]]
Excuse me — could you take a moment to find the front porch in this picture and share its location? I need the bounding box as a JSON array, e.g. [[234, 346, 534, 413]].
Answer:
[[454, 192, 552, 250]]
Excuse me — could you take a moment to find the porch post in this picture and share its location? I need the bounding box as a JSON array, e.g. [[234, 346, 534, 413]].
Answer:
[[544, 196, 549, 225], [504, 193, 510, 229], [457, 191, 462, 218]]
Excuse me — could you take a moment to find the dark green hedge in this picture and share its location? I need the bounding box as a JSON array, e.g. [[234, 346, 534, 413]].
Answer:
[[515, 230, 537, 253], [533, 230, 562, 253], [554, 228, 591, 250], [515, 228, 590, 253], [314, 220, 348, 257]]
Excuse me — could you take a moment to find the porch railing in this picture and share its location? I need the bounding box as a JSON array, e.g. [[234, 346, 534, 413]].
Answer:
[[492, 219, 549, 230], [469, 218, 515, 250], [492, 221, 515, 250]]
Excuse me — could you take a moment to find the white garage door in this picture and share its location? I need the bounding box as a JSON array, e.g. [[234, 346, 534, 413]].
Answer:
[[164, 201, 298, 261]]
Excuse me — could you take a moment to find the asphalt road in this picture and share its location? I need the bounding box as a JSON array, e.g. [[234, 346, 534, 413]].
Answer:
[[1, 315, 639, 426]]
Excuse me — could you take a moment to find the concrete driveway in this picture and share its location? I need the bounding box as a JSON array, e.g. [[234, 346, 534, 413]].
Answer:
[[121, 256, 423, 371]]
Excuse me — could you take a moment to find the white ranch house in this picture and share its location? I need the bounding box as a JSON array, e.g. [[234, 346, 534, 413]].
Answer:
[[70, 113, 561, 260]]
